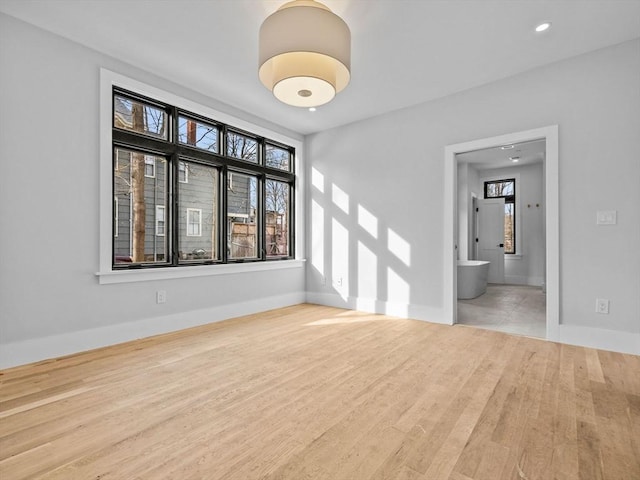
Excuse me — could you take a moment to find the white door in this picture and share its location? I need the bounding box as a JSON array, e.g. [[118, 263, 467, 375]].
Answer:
[[477, 198, 505, 283]]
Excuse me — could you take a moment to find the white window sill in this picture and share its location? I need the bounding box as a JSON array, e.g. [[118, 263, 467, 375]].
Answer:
[[96, 259, 305, 284], [505, 254, 523, 260]]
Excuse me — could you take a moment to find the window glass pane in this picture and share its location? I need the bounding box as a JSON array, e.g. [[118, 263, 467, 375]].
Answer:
[[265, 144, 290, 171], [178, 161, 219, 262], [266, 179, 290, 257], [114, 95, 167, 139], [504, 203, 515, 254], [227, 173, 258, 259], [144, 155, 155, 177], [178, 116, 218, 153], [226, 131, 258, 163], [113, 148, 169, 264], [156, 205, 165, 236], [178, 161, 188, 183], [486, 180, 514, 197]]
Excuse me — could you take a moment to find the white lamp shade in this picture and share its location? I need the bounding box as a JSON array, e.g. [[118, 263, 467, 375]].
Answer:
[[259, 0, 351, 107]]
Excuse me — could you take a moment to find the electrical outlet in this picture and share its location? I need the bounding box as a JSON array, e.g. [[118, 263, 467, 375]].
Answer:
[[596, 210, 617, 225], [156, 290, 167, 304], [595, 298, 609, 314]]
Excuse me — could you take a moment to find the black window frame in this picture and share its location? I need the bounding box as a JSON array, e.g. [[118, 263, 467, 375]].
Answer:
[[111, 87, 295, 269], [484, 178, 516, 254]]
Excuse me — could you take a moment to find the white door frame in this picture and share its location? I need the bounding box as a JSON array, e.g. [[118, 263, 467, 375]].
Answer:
[[443, 125, 559, 341]]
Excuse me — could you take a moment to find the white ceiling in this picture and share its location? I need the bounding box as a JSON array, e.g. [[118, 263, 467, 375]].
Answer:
[[456, 139, 545, 170], [1, 0, 639, 135]]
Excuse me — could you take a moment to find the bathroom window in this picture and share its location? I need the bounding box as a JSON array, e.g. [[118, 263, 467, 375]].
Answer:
[[484, 178, 515, 254]]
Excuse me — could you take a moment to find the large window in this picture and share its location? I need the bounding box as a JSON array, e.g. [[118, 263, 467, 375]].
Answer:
[[112, 88, 294, 268], [484, 178, 515, 254]]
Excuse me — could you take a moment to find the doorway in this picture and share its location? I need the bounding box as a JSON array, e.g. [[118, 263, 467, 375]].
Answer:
[[443, 126, 559, 341]]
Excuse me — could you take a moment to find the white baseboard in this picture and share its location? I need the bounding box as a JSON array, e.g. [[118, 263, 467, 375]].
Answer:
[[305, 292, 451, 325], [3, 290, 636, 370], [0, 292, 306, 370], [308, 293, 639, 356], [549, 323, 640, 356]]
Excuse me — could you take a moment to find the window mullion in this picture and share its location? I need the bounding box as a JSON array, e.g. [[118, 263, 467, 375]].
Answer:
[[170, 106, 179, 266], [112, 87, 294, 269], [259, 173, 266, 260], [221, 166, 229, 264]]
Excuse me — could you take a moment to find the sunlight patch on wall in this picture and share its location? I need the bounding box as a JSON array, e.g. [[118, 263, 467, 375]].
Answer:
[[332, 218, 349, 298], [311, 167, 325, 193], [358, 241, 377, 300], [311, 199, 324, 275], [332, 183, 349, 214], [387, 267, 410, 315], [387, 228, 411, 266], [358, 204, 378, 239]]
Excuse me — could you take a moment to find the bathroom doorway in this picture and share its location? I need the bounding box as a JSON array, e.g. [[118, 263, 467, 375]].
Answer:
[[443, 126, 560, 341], [457, 140, 546, 337]]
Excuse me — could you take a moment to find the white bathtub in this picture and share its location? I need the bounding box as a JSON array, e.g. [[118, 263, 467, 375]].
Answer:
[[457, 260, 490, 299]]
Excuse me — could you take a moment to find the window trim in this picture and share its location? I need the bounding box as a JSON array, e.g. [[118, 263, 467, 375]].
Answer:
[[156, 205, 165, 237], [144, 155, 156, 178], [178, 161, 189, 183], [98, 69, 304, 283], [186, 208, 202, 237]]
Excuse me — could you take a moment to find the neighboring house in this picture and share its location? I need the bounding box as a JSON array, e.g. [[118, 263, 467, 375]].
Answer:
[[113, 98, 266, 262]]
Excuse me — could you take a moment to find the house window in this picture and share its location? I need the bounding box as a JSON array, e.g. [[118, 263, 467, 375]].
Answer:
[[484, 178, 516, 254], [186, 208, 202, 237], [144, 155, 155, 178], [112, 87, 295, 268], [178, 161, 188, 183], [156, 205, 165, 236]]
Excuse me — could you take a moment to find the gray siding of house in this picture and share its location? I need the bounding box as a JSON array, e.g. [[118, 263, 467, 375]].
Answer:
[[113, 149, 167, 262], [177, 162, 217, 260]]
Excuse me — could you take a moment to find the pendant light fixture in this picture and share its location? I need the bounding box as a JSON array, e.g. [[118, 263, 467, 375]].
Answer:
[[258, 0, 351, 108]]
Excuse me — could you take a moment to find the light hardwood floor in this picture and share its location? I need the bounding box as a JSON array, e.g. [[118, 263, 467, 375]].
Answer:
[[1, 304, 638, 479]]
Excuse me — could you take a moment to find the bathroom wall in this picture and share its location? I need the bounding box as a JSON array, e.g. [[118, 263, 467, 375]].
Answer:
[[457, 163, 469, 260], [474, 163, 545, 285]]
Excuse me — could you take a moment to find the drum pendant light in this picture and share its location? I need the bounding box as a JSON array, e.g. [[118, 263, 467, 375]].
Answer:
[[258, 0, 351, 108]]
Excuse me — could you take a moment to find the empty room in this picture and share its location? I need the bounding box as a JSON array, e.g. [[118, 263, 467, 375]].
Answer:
[[0, 1, 639, 479]]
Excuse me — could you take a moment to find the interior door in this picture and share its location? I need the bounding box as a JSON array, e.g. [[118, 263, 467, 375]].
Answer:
[[477, 198, 505, 283]]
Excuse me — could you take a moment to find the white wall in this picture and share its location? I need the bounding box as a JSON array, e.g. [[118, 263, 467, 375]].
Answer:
[[475, 164, 545, 286], [457, 162, 469, 260], [467, 164, 480, 260], [0, 14, 306, 368], [306, 39, 640, 352]]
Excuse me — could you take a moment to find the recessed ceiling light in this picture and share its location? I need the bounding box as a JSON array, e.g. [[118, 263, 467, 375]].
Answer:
[[535, 22, 551, 33], [500, 145, 515, 150], [510, 156, 520, 162], [309, 107, 317, 112]]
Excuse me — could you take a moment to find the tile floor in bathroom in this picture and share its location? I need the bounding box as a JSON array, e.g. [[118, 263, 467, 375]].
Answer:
[[457, 284, 546, 338]]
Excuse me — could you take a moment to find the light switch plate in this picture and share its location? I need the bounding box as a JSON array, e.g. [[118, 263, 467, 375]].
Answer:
[[596, 210, 617, 225]]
